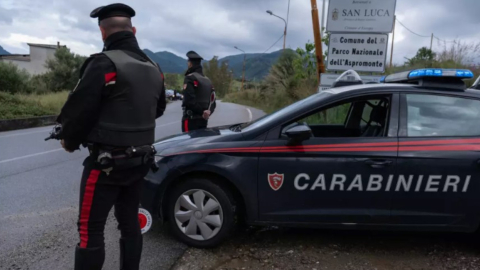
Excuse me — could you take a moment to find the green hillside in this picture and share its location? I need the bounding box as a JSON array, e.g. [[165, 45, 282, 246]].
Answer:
[[0, 46, 10, 55], [143, 49, 186, 74], [143, 49, 291, 80]]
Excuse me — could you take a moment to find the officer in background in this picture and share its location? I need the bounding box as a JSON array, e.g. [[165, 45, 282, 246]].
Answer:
[[181, 51, 216, 132], [56, 3, 166, 270]]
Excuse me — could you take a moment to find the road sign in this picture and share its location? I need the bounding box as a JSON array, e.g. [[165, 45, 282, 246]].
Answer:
[[326, 0, 397, 33], [318, 73, 383, 91], [327, 33, 389, 73]]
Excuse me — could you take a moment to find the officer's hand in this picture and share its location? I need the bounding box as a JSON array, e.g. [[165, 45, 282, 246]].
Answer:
[[61, 139, 74, 153], [203, 110, 211, 120]]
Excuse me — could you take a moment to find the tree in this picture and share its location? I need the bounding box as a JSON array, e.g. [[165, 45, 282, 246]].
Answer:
[[203, 56, 233, 97], [293, 42, 317, 80], [0, 62, 31, 94], [321, 27, 330, 61], [264, 50, 299, 99], [45, 46, 86, 92], [164, 73, 182, 90], [405, 47, 436, 67]]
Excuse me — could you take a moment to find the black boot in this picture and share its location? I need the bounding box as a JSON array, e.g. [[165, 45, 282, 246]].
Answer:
[[119, 236, 143, 270], [74, 244, 105, 270]]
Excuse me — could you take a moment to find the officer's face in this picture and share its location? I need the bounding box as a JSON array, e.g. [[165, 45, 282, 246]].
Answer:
[[187, 61, 192, 69]]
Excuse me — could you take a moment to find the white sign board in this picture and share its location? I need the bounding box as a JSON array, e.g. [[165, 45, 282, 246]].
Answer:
[[326, 0, 397, 33], [327, 33, 388, 72], [319, 73, 383, 91]]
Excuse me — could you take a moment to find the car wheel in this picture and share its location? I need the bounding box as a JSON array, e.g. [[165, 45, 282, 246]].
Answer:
[[167, 178, 235, 248]]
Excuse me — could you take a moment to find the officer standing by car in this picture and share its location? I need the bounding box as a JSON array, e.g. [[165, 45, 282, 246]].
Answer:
[[56, 3, 166, 270], [181, 51, 216, 132]]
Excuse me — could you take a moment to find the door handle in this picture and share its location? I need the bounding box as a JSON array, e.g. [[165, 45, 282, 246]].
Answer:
[[365, 159, 392, 168]]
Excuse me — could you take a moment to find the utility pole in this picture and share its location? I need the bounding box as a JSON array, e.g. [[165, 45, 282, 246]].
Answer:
[[430, 33, 434, 51], [311, 0, 326, 81], [389, 15, 396, 68], [234, 46, 246, 91]]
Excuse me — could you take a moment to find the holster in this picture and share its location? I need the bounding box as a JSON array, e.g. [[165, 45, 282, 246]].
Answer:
[[87, 144, 157, 173]]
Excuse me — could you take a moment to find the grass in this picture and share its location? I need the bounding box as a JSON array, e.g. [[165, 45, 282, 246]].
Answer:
[[0, 91, 68, 120]]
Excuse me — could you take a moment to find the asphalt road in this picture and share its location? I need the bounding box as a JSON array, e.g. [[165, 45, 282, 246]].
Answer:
[[0, 100, 264, 270]]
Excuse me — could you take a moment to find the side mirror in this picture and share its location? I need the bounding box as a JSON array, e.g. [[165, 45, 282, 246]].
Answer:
[[285, 124, 312, 142]]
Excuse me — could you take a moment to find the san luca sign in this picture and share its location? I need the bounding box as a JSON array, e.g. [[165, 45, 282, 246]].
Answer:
[[327, 33, 389, 72], [327, 0, 397, 33]]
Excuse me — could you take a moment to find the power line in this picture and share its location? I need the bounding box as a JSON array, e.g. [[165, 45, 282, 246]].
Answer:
[[395, 18, 430, 38], [433, 36, 456, 43], [263, 33, 285, 53]]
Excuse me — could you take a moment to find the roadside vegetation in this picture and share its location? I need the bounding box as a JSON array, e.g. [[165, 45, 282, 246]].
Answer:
[[0, 46, 84, 120], [224, 37, 480, 123]]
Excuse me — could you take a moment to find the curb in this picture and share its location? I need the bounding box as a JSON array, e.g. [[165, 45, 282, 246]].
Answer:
[[0, 115, 57, 132]]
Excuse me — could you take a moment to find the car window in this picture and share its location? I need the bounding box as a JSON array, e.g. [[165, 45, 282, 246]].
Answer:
[[242, 91, 333, 131], [283, 95, 391, 138], [406, 94, 480, 137]]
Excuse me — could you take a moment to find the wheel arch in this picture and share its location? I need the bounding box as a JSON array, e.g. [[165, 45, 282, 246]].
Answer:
[[158, 169, 248, 224]]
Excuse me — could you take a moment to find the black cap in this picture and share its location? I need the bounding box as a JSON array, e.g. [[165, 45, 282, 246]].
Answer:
[[186, 51, 203, 61], [90, 3, 135, 23]]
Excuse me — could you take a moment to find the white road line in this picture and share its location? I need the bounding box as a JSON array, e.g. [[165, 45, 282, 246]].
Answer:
[[0, 128, 52, 139], [246, 108, 253, 122], [0, 148, 63, 164], [155, 121, 178, 128], [0, 121, 178, 164]]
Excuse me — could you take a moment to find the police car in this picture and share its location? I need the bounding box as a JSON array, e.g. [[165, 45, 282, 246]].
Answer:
[[139, 68, 480, 248]]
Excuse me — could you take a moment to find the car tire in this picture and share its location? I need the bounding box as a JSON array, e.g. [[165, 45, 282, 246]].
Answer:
[[167, 178, 236, 248]]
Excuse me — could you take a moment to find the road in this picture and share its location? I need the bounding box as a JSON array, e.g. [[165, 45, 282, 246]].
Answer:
[[0, 101, 264, 270]]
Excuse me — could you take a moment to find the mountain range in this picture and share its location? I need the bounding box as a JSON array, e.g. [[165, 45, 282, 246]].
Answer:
[[0, 45, 10, 55], [1, 44, 287, 80], [142, 49, 291, 80]]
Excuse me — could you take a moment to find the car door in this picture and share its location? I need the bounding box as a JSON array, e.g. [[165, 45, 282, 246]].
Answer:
[[392, 92, 480, 230], [257, 93, 400, 225]]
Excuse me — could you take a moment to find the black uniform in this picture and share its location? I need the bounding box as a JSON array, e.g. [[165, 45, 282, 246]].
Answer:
[[56, 4, 166, 270], [181, 51, 216, 132]]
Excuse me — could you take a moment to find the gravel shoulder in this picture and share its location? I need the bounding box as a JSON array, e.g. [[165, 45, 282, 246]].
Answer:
[[172, 226, 480, 270]]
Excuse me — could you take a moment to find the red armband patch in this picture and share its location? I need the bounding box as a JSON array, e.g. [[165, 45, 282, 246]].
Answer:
[[105, 72, 116, 86], [193, 81, 198, 87]]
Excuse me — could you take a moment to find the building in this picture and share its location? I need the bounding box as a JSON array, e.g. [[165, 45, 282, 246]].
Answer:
[[0, 42, 65, 75]]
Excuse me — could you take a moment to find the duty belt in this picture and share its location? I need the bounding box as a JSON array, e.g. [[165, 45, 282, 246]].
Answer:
[[182, 108, 204, 119], [87, 144, 157, 175]]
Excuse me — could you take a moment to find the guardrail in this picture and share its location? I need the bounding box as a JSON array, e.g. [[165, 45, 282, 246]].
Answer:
[[0, 115, 57, 132]]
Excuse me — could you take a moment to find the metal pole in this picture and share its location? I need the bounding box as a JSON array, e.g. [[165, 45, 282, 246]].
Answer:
[[311, 0, 326, 81], [320, 0, 326, 33], [430, 33, 434, 51], [283, 26, 286, 50], [389, 15, 396, 68]]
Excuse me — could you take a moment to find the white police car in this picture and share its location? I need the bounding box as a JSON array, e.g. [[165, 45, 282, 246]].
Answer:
[[140, 68, 480, 248]]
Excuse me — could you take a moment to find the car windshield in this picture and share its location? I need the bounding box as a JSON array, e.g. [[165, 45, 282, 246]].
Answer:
[[241, 91, 332, 131]]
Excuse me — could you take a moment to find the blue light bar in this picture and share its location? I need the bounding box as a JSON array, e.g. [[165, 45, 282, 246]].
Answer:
[[384, 68, 474, 83]]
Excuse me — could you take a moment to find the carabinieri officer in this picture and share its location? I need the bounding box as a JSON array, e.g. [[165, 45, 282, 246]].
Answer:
[[57, 3, 166, 270]]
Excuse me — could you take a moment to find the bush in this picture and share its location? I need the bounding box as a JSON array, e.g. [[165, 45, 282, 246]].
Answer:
[[0, 62, 31, 94], [0, 91, 68, 120]]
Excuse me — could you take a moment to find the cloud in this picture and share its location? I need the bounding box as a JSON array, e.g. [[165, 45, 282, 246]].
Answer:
[[0, 0, 478, 66]]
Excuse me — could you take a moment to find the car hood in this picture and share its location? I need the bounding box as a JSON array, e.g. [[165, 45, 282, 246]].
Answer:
[[153, 124, 243, 155]]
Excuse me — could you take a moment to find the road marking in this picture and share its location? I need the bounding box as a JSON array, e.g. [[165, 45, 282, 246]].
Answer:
[[0, 121, 177, 164], [0, 128, 52, 139], [246, 108, 253, 122], [0, 148, 63, 164], [155, 121, 178, 128]]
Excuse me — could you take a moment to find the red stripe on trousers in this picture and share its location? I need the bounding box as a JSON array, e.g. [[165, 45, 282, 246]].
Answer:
[[104, 72, 116, 83], [79, 169, 100, 248], [184, 119, 189, 132]]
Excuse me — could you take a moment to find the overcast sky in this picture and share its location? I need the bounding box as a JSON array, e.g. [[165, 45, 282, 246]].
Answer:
[[0, 0, 478, 65]]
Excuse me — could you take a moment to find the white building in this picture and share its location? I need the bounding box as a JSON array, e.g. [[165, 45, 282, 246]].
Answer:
[[0, 42, 65, 75]]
